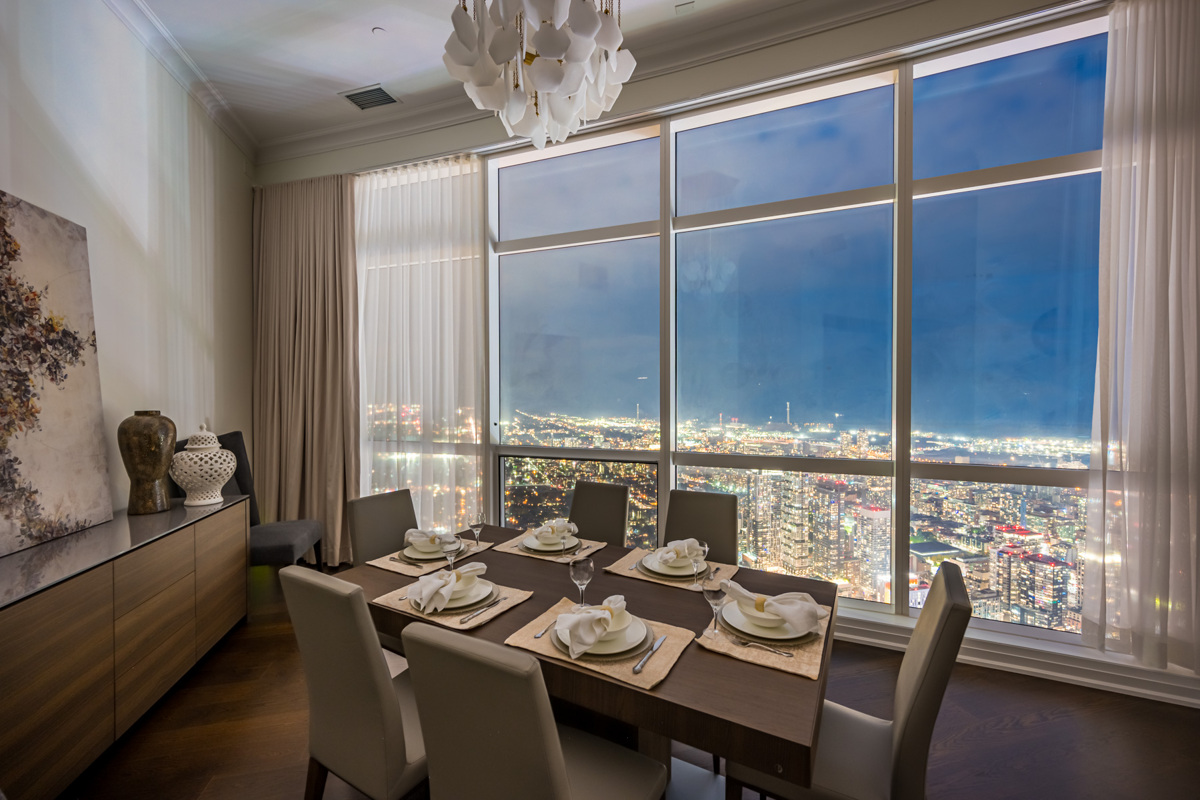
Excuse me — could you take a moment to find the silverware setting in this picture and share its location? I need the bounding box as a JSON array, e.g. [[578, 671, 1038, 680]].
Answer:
[[710, 566, 721, 578], [533, 618, 558, 638], [557, 542, 597, 562], [459, 596, 505, 624], [633, 634, 668, 674], [724, 632, 793, 658]]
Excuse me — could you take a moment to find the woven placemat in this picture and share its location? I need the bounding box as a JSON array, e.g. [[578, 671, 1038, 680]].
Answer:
[[493, 533, 608, 563], [505, 597, 693, 690], [366, 541, 494, 577], [372, 582, 533, 630], [603, 548, 740, 590], [692, 607, 831, 679]]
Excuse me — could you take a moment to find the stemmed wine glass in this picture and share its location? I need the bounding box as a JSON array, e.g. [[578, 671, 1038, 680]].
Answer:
[[689, 540, 710, 590], [702, 580, 726, 638], [468, 512, 485, 551], [569, 557, 594, 610], [442, 533, 462, 572]]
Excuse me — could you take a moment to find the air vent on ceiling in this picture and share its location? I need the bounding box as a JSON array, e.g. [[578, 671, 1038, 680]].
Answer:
[[340, 84, 398, 110]]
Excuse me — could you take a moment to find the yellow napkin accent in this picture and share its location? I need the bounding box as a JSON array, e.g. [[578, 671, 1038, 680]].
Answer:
[[755, 595, 767, 613]]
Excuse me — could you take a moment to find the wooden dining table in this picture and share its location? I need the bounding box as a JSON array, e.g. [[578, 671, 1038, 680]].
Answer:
[[337, 525, 838, 788]]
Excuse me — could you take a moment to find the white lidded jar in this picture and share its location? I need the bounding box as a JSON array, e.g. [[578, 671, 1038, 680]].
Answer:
[[169, 424, 237, 506]]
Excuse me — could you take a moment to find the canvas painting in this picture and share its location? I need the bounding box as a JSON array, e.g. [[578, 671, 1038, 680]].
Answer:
[[1, 190, 112, 557]]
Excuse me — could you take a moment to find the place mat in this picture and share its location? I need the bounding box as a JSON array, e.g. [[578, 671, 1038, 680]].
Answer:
[[372, 583, 533, 631], [505, 597, 692, 690], [493, 533, 608, 563], [604, 548, 739, 590], [692, 609, 831, 679], [366, 541, 494, 577]]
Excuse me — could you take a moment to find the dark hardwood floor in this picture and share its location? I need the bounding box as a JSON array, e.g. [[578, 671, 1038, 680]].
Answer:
[[63, 592, 1200, 800]]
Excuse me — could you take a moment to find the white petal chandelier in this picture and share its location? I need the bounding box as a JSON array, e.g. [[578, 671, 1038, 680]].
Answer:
[[444, 0, 636, 149]]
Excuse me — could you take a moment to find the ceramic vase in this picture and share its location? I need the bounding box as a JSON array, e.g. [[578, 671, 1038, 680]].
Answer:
[[117, 410, 177, 515], [169, 425, 237, 506]]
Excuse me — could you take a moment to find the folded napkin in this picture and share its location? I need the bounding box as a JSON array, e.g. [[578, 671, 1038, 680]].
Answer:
[[654, 537, 705, 566], [405, 528, 459, 551], [720, 579, 830, 635], [409, 562, 488, 613], [554, 595, 626, 658], [529, 517, 578, 546]]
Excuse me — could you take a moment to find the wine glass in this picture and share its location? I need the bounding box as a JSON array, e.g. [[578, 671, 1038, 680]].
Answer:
[[689, 540, 710, 590], [702, 581, 726, 638], [569, 557, 594, 610], [468, 512, 484, 551], [442, 533, 462, 572]]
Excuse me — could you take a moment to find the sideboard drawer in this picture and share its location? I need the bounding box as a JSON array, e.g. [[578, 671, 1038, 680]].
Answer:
[[114, 526, 195, 617], [115, 572, 195, 676]]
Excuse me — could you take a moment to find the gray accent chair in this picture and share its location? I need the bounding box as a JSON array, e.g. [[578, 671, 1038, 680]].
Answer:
[[567, 480, 630, 548], [280, 567, 427, 800], [347, 489, 419, 565], [662, 489, 739, 565], [401, 622, 667, 800], [724, 561, 972, 800]]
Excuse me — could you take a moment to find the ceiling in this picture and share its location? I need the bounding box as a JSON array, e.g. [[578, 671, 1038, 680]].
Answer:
[[105, 0, 924, 162]]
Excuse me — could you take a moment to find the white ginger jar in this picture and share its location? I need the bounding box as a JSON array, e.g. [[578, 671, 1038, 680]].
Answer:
[[169, 424, 237, 506]]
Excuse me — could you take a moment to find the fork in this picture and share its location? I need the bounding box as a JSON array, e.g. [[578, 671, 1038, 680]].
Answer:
[[725, 633, 793, 658]]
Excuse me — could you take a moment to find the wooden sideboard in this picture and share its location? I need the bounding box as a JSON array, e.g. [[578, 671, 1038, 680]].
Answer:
[[0, 498, 249, 800]]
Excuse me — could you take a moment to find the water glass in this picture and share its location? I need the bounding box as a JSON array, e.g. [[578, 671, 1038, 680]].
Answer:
[[569, 557, 594, 610]]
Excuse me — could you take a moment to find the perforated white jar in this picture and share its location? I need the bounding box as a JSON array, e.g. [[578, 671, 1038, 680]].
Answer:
[[169, 424, 237, 506]]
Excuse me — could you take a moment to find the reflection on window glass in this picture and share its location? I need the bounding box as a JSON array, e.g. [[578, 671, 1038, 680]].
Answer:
[[910, 480, 1085, 633], [497, 138, 660, 240], [679, 467, 891, 603], [677, 86, 893, 216], [500, 238, 660, 450], [502, 457, 657, 549], [912, 174, 1099, 465], [914, 34, 1106, 179], [676, 204, 892, 458], [367, 447, 479, 533]]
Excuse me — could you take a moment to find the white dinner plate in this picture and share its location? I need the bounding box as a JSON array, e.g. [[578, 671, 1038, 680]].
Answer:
[[411, 579, 494, 613], [719, 601, 814, 642], [639, 553, 709, 579], [556, 614, 648, 656], [522, 534, 580, 552], [402, 540, 466, 561]]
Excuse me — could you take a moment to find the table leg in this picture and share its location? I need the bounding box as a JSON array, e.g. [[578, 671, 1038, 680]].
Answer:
[[638, 729, 672, 780]]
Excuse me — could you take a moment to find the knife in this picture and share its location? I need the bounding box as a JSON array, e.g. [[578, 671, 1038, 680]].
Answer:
[[459, 596, 504, 624], [633, 634, 668, 674]]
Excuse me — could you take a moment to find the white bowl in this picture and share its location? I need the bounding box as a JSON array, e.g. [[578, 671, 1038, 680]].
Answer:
[[736, 600, 786, 628], [410, 538, 444, 553], [661, 552, 694, 568], [598, 608, 633, 641], [449, 575, 478, 599]]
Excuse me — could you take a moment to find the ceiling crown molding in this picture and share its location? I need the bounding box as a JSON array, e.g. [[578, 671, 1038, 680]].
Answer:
[[101, 0, 257, 159]]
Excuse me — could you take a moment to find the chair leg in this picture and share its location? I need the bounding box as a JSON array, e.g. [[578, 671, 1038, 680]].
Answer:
[[724, 774, 744, 800], [712, 753, 721, 773], [305, 757, 329, 800]]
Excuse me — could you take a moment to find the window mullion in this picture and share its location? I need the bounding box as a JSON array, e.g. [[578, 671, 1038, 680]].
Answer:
[[892, 62, 914, 618]]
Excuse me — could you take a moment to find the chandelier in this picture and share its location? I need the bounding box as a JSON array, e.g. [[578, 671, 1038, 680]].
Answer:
[[443, 0, 636, 149]]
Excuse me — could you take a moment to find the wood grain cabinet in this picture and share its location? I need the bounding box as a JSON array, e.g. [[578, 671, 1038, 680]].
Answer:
[[0, 499, 248, 800]]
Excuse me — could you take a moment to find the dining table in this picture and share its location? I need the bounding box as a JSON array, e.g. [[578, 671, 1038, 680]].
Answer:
[[337, 524, 838, 788]]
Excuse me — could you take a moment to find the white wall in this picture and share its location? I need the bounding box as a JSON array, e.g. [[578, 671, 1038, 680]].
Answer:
[[0, 0, 253, 512]]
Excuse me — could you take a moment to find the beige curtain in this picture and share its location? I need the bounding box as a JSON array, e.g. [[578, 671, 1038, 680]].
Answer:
[[252, 175, 359, 566]]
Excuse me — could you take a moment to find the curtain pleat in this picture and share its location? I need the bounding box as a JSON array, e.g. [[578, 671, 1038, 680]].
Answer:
[[1085, 0, 1200, 671], [252, 175, 359, 566]]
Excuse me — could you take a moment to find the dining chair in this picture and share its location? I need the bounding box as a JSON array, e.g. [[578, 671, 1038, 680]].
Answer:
[[723, 561, 972, 800], [280, 567, 427, 800], [401, 622, 668, 800], [663, 489, 739, 565], [348, 489, 419, 565], [567, 479, 630, 548]]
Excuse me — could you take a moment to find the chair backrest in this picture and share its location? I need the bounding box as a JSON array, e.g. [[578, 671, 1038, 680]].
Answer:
[[169, 430, 260, 526], [890, 560, 972, 799], [401, 623, 572, 800], [280, 566, 412, 799], [567, 480, 629, 547], [663, 489, 739, 564], [347, 490, 418, 565]]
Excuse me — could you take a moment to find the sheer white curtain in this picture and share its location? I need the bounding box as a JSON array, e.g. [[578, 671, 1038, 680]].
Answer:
[[353, 156, 484, 532], [1085, 0, 1199, 671]]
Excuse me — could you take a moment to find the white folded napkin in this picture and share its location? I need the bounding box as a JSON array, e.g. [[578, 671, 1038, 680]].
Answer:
[[405, 528, 459, 551], [654, 537, 705, 566], [554, 595, 626, 658], [408, 563, 488, 613], [720, 579, 830, 635], [529, 517, 578, 546]]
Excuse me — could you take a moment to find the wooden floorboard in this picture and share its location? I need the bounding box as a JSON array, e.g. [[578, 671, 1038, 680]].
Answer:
[[62, 606, 1200, 800]]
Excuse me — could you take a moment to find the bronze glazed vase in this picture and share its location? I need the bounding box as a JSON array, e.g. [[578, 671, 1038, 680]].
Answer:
[[117, 410, 176, 515]]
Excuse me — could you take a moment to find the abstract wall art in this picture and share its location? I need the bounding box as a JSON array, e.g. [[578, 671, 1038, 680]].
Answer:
[[1, 190, 112, 557]]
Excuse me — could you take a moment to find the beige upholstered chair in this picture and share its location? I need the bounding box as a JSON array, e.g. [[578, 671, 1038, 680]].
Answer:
[[725, 561, 972, 800], [348, 489, 419, 565], [401, 622, 668, 800], [567, 480, 630, 548], [279, 567, 427, 800], [663, 489, 739, 565]]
